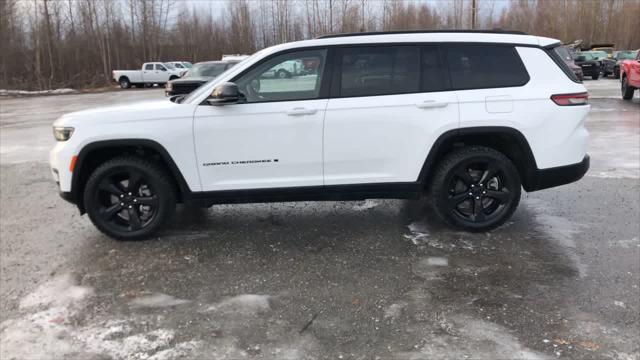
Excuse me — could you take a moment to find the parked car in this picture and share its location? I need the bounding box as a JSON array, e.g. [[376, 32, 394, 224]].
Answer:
[[165, 60, 242, 96], [169, 61, 193, 70], [50, 30, 590, 240], [556, 45, 583, 81], [112, 62, 183, 89], [620, 50, 640, 100], [221, 54, 250, 62], [591, 46, 614, 59], [573, 52, 602, 79], [603, 50, 638, 78], [262, 59, 306, 78]]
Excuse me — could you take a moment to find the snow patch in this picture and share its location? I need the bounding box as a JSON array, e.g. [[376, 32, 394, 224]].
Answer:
[[0, 88, 78, 96], [19, 273, 94, 309], [129, 293, 191, 308], [425, 257, 449, 266], [207, 294, 271, 315], [1, 275, 201, 360], [396, 315, 548, 359], [384, 302, 408, 320], [352, 199, 379, 211]]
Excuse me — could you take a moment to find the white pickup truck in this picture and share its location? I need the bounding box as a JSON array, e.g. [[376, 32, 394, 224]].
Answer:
[[112, 62, 183, 89]]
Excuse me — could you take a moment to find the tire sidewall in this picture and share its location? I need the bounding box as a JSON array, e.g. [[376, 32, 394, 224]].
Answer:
[[84, 161, 175, 240], [431, 150, 521, 231]]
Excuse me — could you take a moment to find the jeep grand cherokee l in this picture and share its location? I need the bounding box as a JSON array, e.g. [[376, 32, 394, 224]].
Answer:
[[50, 30, 590, 240]]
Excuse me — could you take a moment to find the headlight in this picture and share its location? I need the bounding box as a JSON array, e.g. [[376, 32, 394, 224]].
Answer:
[[53, 126, 74, 141]]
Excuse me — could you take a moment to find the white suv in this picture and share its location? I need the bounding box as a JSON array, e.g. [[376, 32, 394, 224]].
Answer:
[[50, 31, 590, 240]]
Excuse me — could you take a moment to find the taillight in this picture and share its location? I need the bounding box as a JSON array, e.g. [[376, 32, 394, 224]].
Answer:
[[551, 92, 589, 106]]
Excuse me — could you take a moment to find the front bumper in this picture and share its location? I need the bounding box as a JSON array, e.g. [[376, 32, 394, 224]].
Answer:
[[526, 155, 590, 192], [580, 66, 600, 76]]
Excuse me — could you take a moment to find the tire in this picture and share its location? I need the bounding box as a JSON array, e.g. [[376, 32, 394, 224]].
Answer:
[[591, 73, 599, 80], [276, 69, 290, 79], [621, 76, 635, 100], [169, 76, 179, 81], [83, 157, 176, 240], [614, 68, 620, 79], [428, 146, 521, 232], [119, 77, 131, 89]]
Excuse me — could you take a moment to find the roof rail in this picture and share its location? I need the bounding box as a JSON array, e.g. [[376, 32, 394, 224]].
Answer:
[[316, 29, 527, 39]]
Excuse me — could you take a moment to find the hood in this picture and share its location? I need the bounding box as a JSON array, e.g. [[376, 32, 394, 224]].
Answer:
[[53, 99, 195, 128], [170, 76, 212, 84]]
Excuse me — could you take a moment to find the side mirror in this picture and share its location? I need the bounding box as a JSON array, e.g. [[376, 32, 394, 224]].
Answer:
[[207, 82, 242, 105]]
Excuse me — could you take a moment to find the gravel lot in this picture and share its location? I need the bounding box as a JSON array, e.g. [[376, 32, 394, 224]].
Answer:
[[1, 79, 639, 359]]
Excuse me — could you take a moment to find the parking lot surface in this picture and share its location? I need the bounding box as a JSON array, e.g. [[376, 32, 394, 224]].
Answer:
[[1, 79, 639, 359]]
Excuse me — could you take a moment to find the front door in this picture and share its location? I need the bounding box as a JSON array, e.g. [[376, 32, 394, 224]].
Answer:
[[194, 48, 329, 191]]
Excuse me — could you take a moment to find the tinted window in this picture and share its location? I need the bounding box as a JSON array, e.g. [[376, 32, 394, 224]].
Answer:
[[234, 49, 327, 103], [421, 46, 449, 92], [446, 44, 529, 90], [339, 46, 420, 97], [144, 64, 153, 70]]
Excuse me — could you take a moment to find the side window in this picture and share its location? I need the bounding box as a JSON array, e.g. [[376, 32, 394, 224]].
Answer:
[[156, 64, 167, 71], [339, 46, 420, 97], [234, 49, 327, 103], [175, 63, 184, 68], [421, 45, 450, 92], [445, 44, 529, 90], [144, 64, 154, 71]]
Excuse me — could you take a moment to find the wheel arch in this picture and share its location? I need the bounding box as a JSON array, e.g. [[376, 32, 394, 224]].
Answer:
[[71, 139, 190, 213], [118, 75, 130, 83], [418, 127, 540, 191]]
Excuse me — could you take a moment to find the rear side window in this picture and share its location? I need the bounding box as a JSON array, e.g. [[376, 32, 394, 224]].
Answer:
[[445, 44, 529, 90], [144, 64, 154, 70], [338, 46, 420, 97], [547, 45, 581, 83]]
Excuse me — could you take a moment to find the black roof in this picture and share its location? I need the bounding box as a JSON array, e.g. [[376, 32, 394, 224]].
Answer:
[[317, 29, 527, 39]]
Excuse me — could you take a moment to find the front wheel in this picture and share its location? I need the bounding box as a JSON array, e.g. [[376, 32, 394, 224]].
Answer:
[[614, 68, 620, 79], [83, 157, 176, 240], [428, 146, 521, 232], [622, 76, 635, 100], [592, 73, 599, 80]]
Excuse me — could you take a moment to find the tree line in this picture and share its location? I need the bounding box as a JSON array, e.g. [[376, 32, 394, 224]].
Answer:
[[1, 0, 639, 90]]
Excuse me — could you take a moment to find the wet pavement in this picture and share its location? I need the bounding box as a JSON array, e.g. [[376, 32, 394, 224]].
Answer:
[[1, 79, 639, 359]]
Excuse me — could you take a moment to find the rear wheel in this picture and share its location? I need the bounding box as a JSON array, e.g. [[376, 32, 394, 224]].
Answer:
[[119, 77, 131, 89], [622, 76, 635, 100], [428, 146, 521, 232], [592, 73, 599, 80], [83, 157, 176, 240]]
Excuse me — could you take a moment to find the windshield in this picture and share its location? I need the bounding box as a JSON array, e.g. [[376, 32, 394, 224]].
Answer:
[[182, 51, 263, 104], [186, 63, 228, 78], [183, 62, 193, 68], [617, 51, 638, 60], [163, 62, 176, 69], [575, 53, 595, 61], [591, 51, 607, 59]]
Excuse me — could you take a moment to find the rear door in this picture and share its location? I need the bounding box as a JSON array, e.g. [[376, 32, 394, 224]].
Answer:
[[142, 63, 154, 82], [323, 44, 458, 185]]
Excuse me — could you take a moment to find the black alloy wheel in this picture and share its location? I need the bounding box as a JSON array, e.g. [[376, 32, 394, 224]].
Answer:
[[429, 146, 521, 231], [84, 157, 176, 240]]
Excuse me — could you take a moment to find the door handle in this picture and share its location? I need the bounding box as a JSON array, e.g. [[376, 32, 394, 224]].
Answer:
[[415, 100, 448, 109], [286, 108, 317, 116]]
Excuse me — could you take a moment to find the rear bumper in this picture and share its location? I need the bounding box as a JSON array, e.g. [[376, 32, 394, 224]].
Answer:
[[581, 67, 600, 76], [526, 155, 590, 192]]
